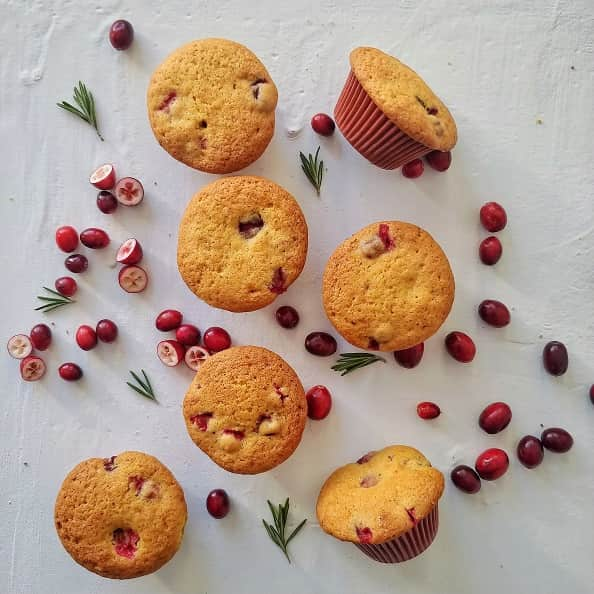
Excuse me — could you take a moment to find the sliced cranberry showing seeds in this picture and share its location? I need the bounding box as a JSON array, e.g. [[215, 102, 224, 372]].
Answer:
[[305, 332, 337, 357], [306, 385, 332, 420], [30, 324, 52, 351], [378, 223, 395, 250], [478, 299, 510, 327], [7, 334, 33, 359], [176, 324, 201, 346], [425, 150, 452, 172], [275, 305, 299, 329], [356, 526, 373, 544], [103, 455, 117, 471], [311, 113, 335, 136], [190, 412, 213, 431], [517, 435, 544, 469], [155, 309, 183, 331], [116, 238, 143, 265], [157, 340, 185, 366], [64, 254, 88, 274], [20, 355, 46, 381], [206, 489, 230, 519], [96, 190, 118, 214], [89, 164, 116, 190], [96, 319, 118, 343], [76, 325, 98, 351], [55, 226, 78, 253], [445, 331, 476, 363], [269, 267, 287, 294], [402, 159, 424, 178], [478, 402, 512, 434], [542, 341, 568, 376], [80, 227, 110, 249], [450, 465, 481, 494], [417, 401, 441, 419], [119, 265, 148, 293], [112, 528, 139, 558], [114, 177, 144, 206], [394, 343, 424, 368], [109, 19, 134, 51], [541, 428, 573, 453], [475, 448, 509, 481], [480, 202, 507, 232], [479, 236, 502, 265], [203, 327, 231, 352], [184, 346, 210, 371], [54, 276, 77, 297], [58, 362, 83, 381]]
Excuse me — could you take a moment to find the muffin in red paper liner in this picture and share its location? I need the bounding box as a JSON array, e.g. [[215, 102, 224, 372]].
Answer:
[[316, 445, 444, 563], [334, 47, 457, 170]]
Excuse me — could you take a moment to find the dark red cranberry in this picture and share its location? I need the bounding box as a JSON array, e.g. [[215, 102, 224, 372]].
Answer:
[[590, 384, 594, 405], [393, 343, 424, 368], [541, 428, 573, 453], [203, 327, 231, 352], [542, 341, 568, 376], [55, 276, 77, 297], [109, 19, 134, 50], [445, 331, 476, 362], [59, 362, 83, 381], [479, 236, 502, 265], [275, 305, 299, 329], [55, 226, 78, 253], [305, 332, 337, 357], [176, 324, 201, 346], [425, 150, 452, 172], [311, 113, 335, 136], [80, 227, 110, 249], [517, 436, 544, 469], [96, 319, 118, 343], [450, 465, 481, 494], [478, 299, 510, 327], [96, 190, 118, 214], [402, 159, 424, 178], [76, 325, 97, 351], [64, 254, 88, 273], [478, 402, 512, 434], [306, 385, 332, 420], [480, 202, 507, 232], [416, 402, 440, 419], [206, 489, 230, 519], [475, 448, 509, 481], [30, 324, 52, 351], [155, 309, 183, 331]]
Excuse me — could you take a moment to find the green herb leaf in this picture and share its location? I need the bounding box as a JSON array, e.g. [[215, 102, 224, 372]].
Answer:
[[35, 287, 75, 313], [299, 146, 324, 196], [127, 370, 157, 402], [57, 81, 104, 141], [262, 498, 306, 563], [331, 352, 386, 376]]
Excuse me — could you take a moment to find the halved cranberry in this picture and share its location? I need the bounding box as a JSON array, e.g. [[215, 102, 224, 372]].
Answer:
[[475, 448, 509, 481], [480, 202, 507, 232], [393, 343, 424, 368], [417, 402, 441, 419], [517, 435, 544, 468], [445, 331, 476, 362], [30, 324, 52, 351], [114, 177, 144, 206], [157, 340, 185, 366], [55, 276, 77, 297], [479, 236, 502, 265], [206, 489, 230, 519], [55, 226, 79, 253], [20, 355, 46, 381], [541, 428, 573, 453], [306, 385, 332, 420], [155, 309, 183, 331], [90, 164, 116, 190], [275, 305, 299, 329], [478, 299, 510, 327], [305, 332, 337, 357], [311, 113, 335, 136], [64, 254, 88, 273], [184, 346, 210, 371], [425, 150, 452, 172], [542, 341, 568, 376], [450, 465, 481, 494], [58, 362, 83, 381], [7, 334, 32, 359], [116, 238, 143, 265], [478, 402, 512, 434], [203, 327, 231, 352], [119, 265, 148, 293], [402, 159, 424, 178]]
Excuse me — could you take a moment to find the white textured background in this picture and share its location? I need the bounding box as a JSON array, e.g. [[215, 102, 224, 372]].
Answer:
[[1, 1, 593, 593]]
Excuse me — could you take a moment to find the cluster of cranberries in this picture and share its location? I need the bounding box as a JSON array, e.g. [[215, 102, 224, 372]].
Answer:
[[154, 309, 232, 371], [478, 201, 506, 265], [402, 150, 452, 178], [90, 164, 144, 212]]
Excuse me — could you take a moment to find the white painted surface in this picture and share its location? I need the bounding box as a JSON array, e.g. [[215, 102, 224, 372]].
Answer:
[[1, 1, 593, 592]]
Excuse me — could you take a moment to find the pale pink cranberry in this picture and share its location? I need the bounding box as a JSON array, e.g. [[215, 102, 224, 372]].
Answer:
[[393, 343, 424, 368], [203, 327, 231, 352], [475, 448, 509, 481], [112, 528, 139, 558], [479, 236, 503, 265], [206, 489, 230, 519], [402, 159, 424, 178], [480, 202, 507, 232], [305, 385, 332, 420], [445, 331, 476, 362], [416, 402, 441, 419], [425, 150, 452, 172]]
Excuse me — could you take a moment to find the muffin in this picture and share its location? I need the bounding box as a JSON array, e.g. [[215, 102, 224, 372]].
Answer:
[[183, 346, 307, 474], [322, 221, 454, 351], [335, 47, 457, 169], [54, 451, 187, 579], [177, 176, 308, 312], [147, 38, 277, 174], [316, 445, 444, 563]]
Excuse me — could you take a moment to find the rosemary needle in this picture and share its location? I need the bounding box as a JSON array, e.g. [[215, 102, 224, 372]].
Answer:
[[57, 81, 104, 141], [299, 146, 324, 196], [262, 498, 307, 563], [331, 352, 386, 376]]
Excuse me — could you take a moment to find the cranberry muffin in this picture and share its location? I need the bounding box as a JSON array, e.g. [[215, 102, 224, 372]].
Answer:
[[54, 451, 187, 579], [177, 176, 308, 312], [335, 47, 457, 169], [316, 445, 444, 563], [183, 346, 307, 474], [147, 38, 277, 173], [322, 221, 454, 351]]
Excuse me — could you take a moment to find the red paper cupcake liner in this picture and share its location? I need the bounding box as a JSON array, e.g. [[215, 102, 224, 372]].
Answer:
[[334, 71, 431, 170], [354, 505, 439, 563]]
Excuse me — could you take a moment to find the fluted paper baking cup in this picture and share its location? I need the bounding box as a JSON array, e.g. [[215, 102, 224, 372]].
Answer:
[[354, 505, 439, 563], [335, 70, 431, 170]]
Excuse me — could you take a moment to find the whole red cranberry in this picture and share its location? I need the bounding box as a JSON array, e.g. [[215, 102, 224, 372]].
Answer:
[[478, 299, 510, 327], [64, 254, 88, 273], [305, 332, 337, 357], [59, 362, 83, 381], [425, 150, 452, 172], [96, 319, 118, 343], [275, 305, 299, 329], [203, 327, 231, 352], [305, 385, 332, 420], [96, 190, 118, 214], [480, 202, 507, 232], [479, 236, 503, 265], [109, 19, 134, 50], [416, 401, 440, 419], [176, 324, 201, 346], [55, 226, 79, 252], [402, 159, 424, 178], [206, 489, 230, 519], [30, 324, 52, 351], [475, 448, 509, 481], [311, 113, 335, 136], [517, 435, 544, 469], [590, 384, 594, 405], [76, 325, 98, 351], [445, 331, 476, 362], [541, 428, 573, 453], [478, 402, 512, 434], [55, 276, 77, 297], [542, 341, 568, 376], [393, 343, 424, 368], [80, 227, 110, 249], [450, 465, 481, 494], [155, 309, 183, 332]]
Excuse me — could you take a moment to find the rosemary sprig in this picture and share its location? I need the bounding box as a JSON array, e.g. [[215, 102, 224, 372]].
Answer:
[[57, 81, 104, 141], [35, 286, 75, 313], [127, 370, 158, 402], [299, 146, 324, 196], [262, 498, 307, 563], [331, 352, 386, 376]]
